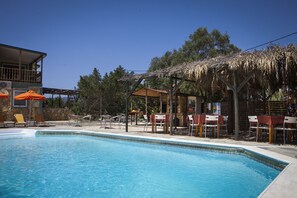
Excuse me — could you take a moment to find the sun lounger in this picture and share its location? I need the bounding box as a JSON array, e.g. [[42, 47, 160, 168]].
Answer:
[[83, 115, 92, 122], [0, 114, 15, 128], [35, 114, 52, 127], [14, 114, 27, 127], [0, 114, 5, 127], [68, 114, 82, 127]]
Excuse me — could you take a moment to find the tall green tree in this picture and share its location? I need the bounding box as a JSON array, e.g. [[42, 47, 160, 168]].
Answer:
[[75, 66, 132, 117], [101, 65, 131, 115], [181, 28, 239, 60], [147, 27, 240, 100], [148, 28, 240, 74], [76, 68, 102, 116]]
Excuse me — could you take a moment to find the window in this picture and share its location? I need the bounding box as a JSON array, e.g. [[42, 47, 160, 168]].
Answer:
[[188, 96, 196, 114], [13, 90, 27, 107]]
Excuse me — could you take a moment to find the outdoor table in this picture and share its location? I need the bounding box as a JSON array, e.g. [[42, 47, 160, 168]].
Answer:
[[192, 114, 223, 138], [129, 111, 139, 125], [257, 115, 284, 144], [194, 114, 204, 137], [150, 114, 169, 133]]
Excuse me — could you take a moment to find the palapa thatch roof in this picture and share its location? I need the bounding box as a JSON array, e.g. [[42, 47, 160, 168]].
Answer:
[[121, 45, 297, 137], [122, 45, 297, 91], [133, 88, 167, 97]]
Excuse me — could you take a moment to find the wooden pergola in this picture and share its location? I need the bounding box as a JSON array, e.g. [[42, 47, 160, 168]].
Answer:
[[42, 87, 79, 108], [132, 87, 167, 114], [121, 45, 297, 139]]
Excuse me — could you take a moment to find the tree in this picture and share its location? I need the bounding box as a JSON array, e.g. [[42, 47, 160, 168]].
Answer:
[[101, 66, 131, 115], [76, 66, 133, 117], [76, 68, 102, 116], [181, 28, 239, 60], [147, 27, 240, 101]]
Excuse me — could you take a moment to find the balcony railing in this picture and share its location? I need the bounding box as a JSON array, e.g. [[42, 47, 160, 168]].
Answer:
[[0, 67, 42, 83]]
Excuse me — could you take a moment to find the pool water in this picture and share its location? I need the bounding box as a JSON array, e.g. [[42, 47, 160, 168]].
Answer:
[[0, 135, 281, 197]]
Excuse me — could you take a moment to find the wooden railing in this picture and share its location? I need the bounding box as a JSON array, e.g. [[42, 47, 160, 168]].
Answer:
[[0, 67, 42, 83]]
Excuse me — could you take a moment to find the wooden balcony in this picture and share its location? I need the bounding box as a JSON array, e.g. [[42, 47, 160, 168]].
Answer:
[[0, 67, 42, 83]]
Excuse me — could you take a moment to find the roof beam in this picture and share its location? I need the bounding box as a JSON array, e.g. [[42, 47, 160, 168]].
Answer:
[[126, 77, 143, 99]]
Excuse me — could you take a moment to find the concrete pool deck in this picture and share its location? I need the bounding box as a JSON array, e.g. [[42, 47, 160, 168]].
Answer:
[[1, 121, 297, 197]]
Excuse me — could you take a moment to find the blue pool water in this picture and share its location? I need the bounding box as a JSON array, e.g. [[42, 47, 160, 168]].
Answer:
[[0, 134, 281, 197]]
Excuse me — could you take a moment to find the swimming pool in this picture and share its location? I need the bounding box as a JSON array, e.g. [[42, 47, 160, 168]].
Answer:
[[0, 130, 286, 197]]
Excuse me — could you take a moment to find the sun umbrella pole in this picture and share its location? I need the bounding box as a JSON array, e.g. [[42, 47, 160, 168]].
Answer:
[[29, 99, 32, 121]]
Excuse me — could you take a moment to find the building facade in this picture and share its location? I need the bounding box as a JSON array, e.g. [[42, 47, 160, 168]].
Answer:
[[0, 43, 47, 120]]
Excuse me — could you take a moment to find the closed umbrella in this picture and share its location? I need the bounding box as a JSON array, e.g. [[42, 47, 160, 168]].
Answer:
[[14, 90, 45, 120]]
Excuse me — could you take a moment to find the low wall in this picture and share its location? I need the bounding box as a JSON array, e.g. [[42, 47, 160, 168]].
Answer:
[[42, 108, 72, 121]]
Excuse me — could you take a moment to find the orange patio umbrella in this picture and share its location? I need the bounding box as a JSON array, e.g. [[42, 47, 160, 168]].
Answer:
[[0, 93, 9, 98], [14, 90, 46, 120], [14, 90, 45, 101]]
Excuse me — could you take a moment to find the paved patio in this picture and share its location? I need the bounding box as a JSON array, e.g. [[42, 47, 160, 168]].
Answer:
[[37, 120, 297, 159]]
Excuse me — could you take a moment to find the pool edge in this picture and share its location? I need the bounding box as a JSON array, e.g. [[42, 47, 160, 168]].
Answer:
[[12, 129, 297, 197]]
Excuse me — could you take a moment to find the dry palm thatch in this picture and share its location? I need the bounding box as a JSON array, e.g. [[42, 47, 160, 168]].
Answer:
[[184, 45, 297, 81], [121, 45, 297, 94]]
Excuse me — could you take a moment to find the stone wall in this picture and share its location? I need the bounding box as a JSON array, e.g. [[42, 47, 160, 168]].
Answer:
[[42, 108, 73, 121], [1, 107, 73, 121]]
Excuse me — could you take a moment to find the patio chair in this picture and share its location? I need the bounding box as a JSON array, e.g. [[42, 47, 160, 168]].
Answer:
[[118, 113, 127, 127], [100, 114, 112, 128], [83, 114, 92, 122], [68, 114, 82, 127], [275, 116, 297, 144], [154, 114, 166, 132], [256, 116, 270, 142], [220, 116, 228, 135], [204, 115, 219, 138], [143, 114, 149, 132], [248, 116, 258, 137], [188, 115, 198, 136], [14, 114, 27, 127], [111, 114, 126, 129]]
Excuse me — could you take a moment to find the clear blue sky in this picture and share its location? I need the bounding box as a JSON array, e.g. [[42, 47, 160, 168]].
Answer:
[[1, 0, 297, 89]]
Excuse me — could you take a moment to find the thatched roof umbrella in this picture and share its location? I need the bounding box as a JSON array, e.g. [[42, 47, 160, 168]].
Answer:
[[122, 45, 297, 137]]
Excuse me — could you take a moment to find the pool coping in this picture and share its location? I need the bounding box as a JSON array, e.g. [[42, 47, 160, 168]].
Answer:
[[2, 128, 297, 197]]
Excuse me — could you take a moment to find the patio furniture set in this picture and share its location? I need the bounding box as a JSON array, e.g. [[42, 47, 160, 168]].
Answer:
[[248, 115, 297, 144]]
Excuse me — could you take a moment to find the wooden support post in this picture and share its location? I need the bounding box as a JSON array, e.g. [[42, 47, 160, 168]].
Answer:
[[227, 88, 234, 134], [216, 70, 255, 140], [59, 94, 61, 108], [159, 94, 162, 113], [40, 57, 43, 83], [145, 88, 148, 114], [169, 76, 174, 135], [125, 81, 129, 132], [174, 78, 178, 129], [18, 50, 22, 80], [125, 77, 143, 132], [232, 71, 239, 140]]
